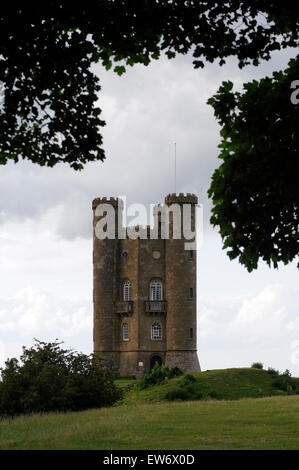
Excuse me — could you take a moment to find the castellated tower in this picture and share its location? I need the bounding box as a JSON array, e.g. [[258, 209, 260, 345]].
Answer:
[[92, 194, 201, 377]]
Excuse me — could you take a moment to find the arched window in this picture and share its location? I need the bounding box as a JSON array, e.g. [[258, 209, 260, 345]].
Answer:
[[123, 280, 132, 301], [122, 322, 129, 341], [151, 322, 162, 340], [149, 279, 163, 301]]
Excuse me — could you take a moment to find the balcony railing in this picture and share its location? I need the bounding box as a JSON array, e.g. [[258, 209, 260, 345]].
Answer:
[[114, 301, 133, 317], [145, 300, 167, 315]]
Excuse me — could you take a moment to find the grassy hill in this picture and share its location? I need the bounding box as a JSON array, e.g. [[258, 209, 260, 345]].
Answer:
[[1, 367, 299, 450], [121, 367, 297, 404]]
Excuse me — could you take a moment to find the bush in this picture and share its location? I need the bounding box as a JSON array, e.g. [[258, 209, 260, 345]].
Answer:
[[267, 367, 280, 376], [282, 369, 292, 377], [0, 339, 122, 417], [272, 372, 298, 393], [251, 362, 263, 369], [179, 373, 196, 386], [165, 373, 204, 402], [138, 364, 183, 390]]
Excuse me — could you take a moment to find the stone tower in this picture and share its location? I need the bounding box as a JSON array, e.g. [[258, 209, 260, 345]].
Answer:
[[92, 194, 201, 377]]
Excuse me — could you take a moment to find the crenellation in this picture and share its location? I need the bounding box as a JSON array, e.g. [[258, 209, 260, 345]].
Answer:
[[92, 196, 123, 210], [165, 192, 198, 206], [93, 194, 200, 376]]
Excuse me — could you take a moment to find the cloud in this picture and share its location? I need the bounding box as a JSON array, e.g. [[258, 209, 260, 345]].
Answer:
[[198, 283, 299, 374], [199, 284, 298, 343], [0, 285, 92, 368], [0, 48, 295, 240], [229, 284, 288, 339]]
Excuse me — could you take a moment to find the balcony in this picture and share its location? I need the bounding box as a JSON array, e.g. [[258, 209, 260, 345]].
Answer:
[[114, 301, 134, 317], [145, 300, 167, 316]]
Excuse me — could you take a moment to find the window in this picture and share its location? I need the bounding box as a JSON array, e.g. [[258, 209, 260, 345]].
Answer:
[[123, 280, 132, 301], [188, 250, 194, 259], [150, 279, 163, 301], [189, 287, 193, 299], [189, 327, 193, 339], [151, 322, 162, 340], [122, 322, 129, 341]]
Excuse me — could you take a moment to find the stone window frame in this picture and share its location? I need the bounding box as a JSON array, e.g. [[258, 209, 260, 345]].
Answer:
[[151, 322, 162, 341], [122, 322, 129, 341], [123, 280, 132, 301], [149, 278, 163, 301]]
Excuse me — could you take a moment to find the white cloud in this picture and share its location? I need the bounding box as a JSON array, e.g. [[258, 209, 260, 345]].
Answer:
[[229, 284, 288, 339], [0, 285, 92, 368], [198, 283, 299, 374]]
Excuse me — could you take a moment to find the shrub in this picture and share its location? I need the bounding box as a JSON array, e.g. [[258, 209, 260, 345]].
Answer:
[[287, 384, 295, 395], [165, 373, 204, 402], [179, 373, 196, 386], [168, 366, 183, 379], [267, 367, 280, 376], [138, 364, 183, 390], [251, 362, 263, 369], [0, 339, 122, 417], [272, 375, 297, 393], [282, 369, 292, 377]]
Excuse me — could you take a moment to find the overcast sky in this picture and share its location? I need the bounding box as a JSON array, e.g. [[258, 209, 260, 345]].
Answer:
[[0, 46, 298, 375]]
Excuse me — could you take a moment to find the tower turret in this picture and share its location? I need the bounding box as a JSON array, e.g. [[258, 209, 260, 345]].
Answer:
[[92, 193, 200, 376], [92, 197, 123, 368], [165, 193, 200, 371]]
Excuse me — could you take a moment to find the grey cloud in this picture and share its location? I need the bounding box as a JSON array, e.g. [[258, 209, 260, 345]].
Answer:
[[0, 48, 296, 239]]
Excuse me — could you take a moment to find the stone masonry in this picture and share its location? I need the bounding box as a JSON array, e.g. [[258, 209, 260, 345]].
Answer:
[[92, 193, 201, 377]]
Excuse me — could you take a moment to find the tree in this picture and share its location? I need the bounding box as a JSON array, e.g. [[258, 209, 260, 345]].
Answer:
[[1, 3, 298, 270], [0, 339, 122, 416], [207, 56, 299, 271], [0, 2, 298, 169]]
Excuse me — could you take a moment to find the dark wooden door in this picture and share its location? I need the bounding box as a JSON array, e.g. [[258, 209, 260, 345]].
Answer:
[[150, 355, 162, 370]]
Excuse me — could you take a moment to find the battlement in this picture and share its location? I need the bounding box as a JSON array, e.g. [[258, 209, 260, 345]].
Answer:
[[92, 197, 124, 210], [165, 193, 198, 205], [93, 191, 200, 376]]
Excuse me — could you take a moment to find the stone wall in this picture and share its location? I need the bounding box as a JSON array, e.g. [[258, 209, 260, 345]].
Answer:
[[93, 194, 201, 377]]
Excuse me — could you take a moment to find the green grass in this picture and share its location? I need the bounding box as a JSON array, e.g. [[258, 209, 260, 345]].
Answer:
[[1, 396, 299, 450], [121, 367, 290, 404], [114, 377, 137, 389], [1, 367, 299, 450]]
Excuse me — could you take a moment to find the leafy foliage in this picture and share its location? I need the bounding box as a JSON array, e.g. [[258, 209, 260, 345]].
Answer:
[[0, 339, 122, 417], [208, 56, 299, 271], [251, 362, 264, 369], [271, 369, 299, 394], [138, 363, 183, 390], [165, 373, 205, 401], [0, 2, 298, 168], [267, 367, 280, 376]]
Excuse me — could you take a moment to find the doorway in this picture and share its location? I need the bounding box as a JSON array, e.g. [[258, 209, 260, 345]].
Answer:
[[150, 355, 162, 370]]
